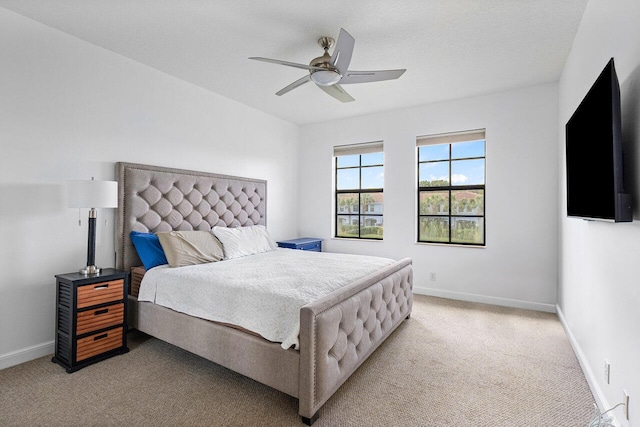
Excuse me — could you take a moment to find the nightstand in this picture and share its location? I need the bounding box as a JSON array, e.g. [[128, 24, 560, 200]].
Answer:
[[277, 237, 323, 252], [52, 268, 129, 372]]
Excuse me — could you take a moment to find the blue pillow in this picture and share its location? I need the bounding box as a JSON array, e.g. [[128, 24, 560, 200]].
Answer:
[[130, 231, 168, 270]]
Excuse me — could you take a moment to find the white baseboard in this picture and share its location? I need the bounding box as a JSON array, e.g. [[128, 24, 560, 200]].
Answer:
[[556, 305, 621, 426], [0, 341, 54, 371], [413, 286, 557, 313]]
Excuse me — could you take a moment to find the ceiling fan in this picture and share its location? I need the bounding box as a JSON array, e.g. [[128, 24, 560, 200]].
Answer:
[[249, 28, 406, 103]]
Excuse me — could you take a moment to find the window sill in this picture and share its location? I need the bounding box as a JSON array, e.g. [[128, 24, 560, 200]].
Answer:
[[332, 237, 384, 242], [415, 241, 486, 249]]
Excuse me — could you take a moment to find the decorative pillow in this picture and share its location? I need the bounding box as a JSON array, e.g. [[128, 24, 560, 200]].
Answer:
[[129, 231, 168, 270], [157, 230, 224, 267], [212, 225, 277, 260]]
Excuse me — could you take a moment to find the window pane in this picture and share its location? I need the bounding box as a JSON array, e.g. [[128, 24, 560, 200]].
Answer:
[[362, 216, 383, 239], [360, 192, 383, 214], [337, 193, 359, 214], [419, 216, 450, 242], [452, 140, 485, 159], [416, 133, 485, 246], [335, 145, 384, 241], [337, 168, 359, 190], [419, 161, 449, 187], [451, 159, 484, 186], [419, 191, 449, 215], [336, 215, 359, 238], [361, 166, 383, 189], [419, 144, 449, 161], [337, 155, 359, 168], [361, 152, 383, 166], [451, 217, 484, 244], [451, 190, 484, 215]]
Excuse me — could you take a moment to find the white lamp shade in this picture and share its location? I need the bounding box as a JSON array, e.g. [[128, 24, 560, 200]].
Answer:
[[67, 180, 118, 208]]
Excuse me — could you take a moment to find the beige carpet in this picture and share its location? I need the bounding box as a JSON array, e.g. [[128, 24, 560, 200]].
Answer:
[[0, 295, 594, 426]]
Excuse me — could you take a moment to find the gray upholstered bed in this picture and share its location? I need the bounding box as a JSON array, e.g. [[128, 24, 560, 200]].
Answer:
[[115, 162, 413, 424]]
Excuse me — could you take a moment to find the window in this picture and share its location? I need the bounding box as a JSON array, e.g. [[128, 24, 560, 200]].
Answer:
[[417, 130, 486, 245], [334, 142, 384, 239]]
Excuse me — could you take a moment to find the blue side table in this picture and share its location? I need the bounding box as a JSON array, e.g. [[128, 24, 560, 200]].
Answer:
[[276, 238, 323, 252]]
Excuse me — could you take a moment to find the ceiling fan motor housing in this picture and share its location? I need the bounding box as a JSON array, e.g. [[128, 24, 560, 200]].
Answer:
[[309, 49, 341, 86]]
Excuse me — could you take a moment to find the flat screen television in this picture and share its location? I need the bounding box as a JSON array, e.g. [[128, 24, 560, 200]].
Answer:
[[565, 58, 632, 222]]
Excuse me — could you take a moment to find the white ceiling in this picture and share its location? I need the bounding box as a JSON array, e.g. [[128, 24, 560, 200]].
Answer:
[[1, 0, 588, 125]]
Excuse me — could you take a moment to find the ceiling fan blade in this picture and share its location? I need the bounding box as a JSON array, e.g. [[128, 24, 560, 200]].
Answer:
[[276, 75, 311, 96], [339, 69, 407, 84], [330, 28, 355, 76], [249, 57, 324, 72], [318, 84, 355, 103]]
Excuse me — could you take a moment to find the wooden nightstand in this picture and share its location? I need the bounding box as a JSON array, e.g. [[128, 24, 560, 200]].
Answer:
[[52, 268, 129, 372], [277, 238, 323, 252]]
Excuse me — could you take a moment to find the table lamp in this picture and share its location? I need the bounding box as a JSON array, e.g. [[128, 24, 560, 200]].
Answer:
[[67, 178, 118, 275]]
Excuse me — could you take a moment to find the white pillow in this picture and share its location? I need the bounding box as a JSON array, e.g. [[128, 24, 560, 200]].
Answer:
[[212, 225, 277, 259]]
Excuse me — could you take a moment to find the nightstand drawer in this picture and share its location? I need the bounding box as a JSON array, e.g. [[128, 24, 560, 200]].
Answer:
[[76, 327, 123, 362], [77, 279, 124, 308], [76, 303, 124, 335], [299, 241, 321, 251]]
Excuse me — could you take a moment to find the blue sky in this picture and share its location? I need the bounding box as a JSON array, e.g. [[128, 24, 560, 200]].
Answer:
[[337, 152, 384, 189], [336, 141, 484, 189], [419, 140, 485, 185]]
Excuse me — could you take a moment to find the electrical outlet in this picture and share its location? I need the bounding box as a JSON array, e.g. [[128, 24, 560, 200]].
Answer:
[[430, 272, 436, 281], [623, 390, 629, 420], [604, 359, 611, 384]]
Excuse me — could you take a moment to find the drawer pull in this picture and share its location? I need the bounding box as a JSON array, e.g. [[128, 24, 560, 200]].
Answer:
[[93, 285, 108, 290], [93, 333, 108, 341], [94, 308, 109, 316]]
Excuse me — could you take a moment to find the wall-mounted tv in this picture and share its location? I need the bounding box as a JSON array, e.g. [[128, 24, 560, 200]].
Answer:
[[565, 58, 632, 222]]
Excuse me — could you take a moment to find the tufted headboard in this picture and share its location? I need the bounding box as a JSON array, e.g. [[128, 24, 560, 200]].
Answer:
[[115, 162, 267, 271]]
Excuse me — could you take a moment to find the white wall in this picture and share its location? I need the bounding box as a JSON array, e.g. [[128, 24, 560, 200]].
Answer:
[[558, 0, 640, 425], [0, 8, 299, 368], [298, 83, 559, 311]]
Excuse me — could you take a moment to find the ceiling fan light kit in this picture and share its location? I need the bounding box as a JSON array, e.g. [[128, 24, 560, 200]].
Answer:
[[310, 70, 342, 86], [250, 28, 406, 102]]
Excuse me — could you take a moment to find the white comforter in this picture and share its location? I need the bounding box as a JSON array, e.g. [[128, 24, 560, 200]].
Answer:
[[138, 248, 395, 349]]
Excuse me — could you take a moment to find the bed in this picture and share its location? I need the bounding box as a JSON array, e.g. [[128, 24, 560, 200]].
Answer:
[[115, 162, 413, 424]]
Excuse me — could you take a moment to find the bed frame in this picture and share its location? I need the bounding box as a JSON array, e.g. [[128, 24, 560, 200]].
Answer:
[[115, 162, 413, 424]]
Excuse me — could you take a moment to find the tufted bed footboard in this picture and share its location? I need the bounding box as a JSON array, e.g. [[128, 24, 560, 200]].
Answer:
[[299, 258, 413, 423], [129, 257, 413, 425]]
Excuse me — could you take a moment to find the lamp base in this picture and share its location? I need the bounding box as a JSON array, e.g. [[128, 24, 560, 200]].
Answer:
[[79, 265, 101, 276]]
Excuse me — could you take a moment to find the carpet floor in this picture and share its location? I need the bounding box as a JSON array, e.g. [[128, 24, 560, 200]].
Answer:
[[0, 295, 594, 426]]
